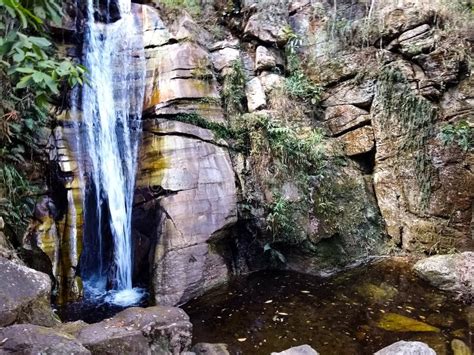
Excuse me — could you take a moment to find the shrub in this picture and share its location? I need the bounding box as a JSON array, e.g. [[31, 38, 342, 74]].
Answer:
[[439, 120, 473, 152]]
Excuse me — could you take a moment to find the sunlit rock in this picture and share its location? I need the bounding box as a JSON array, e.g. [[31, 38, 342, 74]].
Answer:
[[414, 252, 474, 299], [374, 341, 436, 355], [338, 126, 375, 156], [271, 344, 319, 355], [246, 77, 267, 112]]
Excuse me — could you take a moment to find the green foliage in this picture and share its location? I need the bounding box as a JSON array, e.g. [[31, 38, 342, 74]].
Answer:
[[174, 113, 234, 140], [266, 194, 306, 245], [284, 34, 322, 105], [159, 0, 201, 16], [378, 66, 437, 209], [0, 0, 85, 237], [439, 120, 473, 152], [222, 59, 246, 115]]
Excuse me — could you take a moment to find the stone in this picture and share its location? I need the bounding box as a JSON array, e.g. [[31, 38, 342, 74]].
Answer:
[[211, 47, 241, 72], [324, 105, 371, 136], [76, 306, 192, 354], [414, 252, 474, 299], [376, 313, 440, 333], [397, 25, 435, 57], [374, 341, 436, 355], [0, 257, 57, 327], [244, 7, 289, 45], [0, 324, 90, 354], [255, 46, 284, 71], [271, 345, 319, 355], [322, 80, 376, 108], [246, 77, 267, 112], [451, 339, 471, 355], [380, 5, 435, 39], [259, 72, 285, 93], [339, 126, 375, 156], [136, 119, 237, 306], [192, 343, 230, 355]]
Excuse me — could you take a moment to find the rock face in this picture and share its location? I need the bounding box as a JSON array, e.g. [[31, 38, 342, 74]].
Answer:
[[414, 252, 474, 299], [0, 324, 90, 354], [0, 257, 57, 327], [75, 306, 192, 354], [374, 341, 436, 355]]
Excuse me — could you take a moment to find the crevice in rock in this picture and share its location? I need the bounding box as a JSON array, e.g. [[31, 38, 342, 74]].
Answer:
[[144, 127, 228, 149], [331, 121, 372, 138], [348, 148, 376, 175]]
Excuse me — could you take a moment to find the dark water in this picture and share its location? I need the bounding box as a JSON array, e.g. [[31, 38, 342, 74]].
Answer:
[[183, 259, 473, 354]]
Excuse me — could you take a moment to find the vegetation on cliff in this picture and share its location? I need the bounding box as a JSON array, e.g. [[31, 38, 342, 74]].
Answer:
[[0, 0, 84, 240]]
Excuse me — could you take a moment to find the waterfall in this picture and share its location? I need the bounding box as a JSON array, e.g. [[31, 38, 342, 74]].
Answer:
[[75, 0, 146, 306]]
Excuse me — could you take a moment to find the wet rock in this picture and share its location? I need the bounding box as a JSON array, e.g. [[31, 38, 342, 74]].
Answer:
[[271, 345, 319, 355], [356, 282, 398, 302], [324, 105, 371, 136], [76, 306, 192, 354], [137, 120, 237, 306], [339, 126, 375, 156], [414, 252, 474, 299], [246, 77, 267, 112], [0, 324, 90, 354], [255, 46, 284, 71], [376, 313, 440, 333], [0, 257, 58, 327], [192, 343, 230, 355], [451, 339, 471, 355], [374, 341, 436, 355]]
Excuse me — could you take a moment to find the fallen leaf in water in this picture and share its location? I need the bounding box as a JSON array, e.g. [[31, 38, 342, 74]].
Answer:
[[265, 300, 273, 303], [237, 338, 247, 342], [301, 290, 310, 294], [278, 312, 289, 316]]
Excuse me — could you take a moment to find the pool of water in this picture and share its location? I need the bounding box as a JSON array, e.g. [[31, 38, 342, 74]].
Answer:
[[183, 258, 472, 354]]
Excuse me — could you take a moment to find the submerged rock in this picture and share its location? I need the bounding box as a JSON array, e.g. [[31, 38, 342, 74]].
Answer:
[[451, 339, 471, 355], [0, 257, 58, 327], [75, 306, 192, 354], [414, 252, 474, 299], [0, 324, 90, 354], [271, 345, 319, 355], [192, 343, 230, 355], [376, 313, 440, 333], [374, 341, 436, 355]]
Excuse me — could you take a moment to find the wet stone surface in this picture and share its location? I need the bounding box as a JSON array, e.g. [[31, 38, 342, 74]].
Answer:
[[183, 259, 472, 355]]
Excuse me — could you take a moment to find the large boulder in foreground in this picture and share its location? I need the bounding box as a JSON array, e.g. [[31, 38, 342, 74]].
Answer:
[[0, 324, 90, 354], [75, 306, 192, 354], [0, 257, 57, 327], [374, 341, 436, 355], [414, 252, 474, 300]]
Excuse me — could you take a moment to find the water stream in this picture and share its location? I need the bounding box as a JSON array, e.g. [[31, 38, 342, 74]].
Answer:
[[74, 0, 146, 306]]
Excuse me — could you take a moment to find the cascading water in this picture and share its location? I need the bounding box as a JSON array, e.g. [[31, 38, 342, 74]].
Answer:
[[74, 0, 146, 306]]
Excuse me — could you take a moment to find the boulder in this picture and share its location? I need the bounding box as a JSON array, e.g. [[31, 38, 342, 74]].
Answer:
[[339, 126, 375, 156], [259, 72, 285, 93], [271, 345, 319, 355], [136, 119, 237, 306], [255, 46, 284, 71], [0, 324, 90, 354], [0, 257, 57, 327], [192, 343, 230, 355], [322, 80, 376, 108], [246, 77, 267, 112], [211, 47, 240, 72], [324, 105, 371, 136], [76, 306, 192, 355], [374, 341, 436, 355], [414, 252, 474, 299], [244, 9, 289, 45]]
